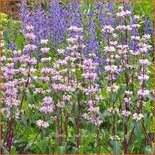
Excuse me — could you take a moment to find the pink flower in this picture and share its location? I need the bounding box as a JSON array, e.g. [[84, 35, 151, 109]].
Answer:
[[36, 120, 49, 128], [43, 97, 53, 105], [82, 113, 88, 120], [41, 47, 50, 54], [24, 44, 37, 51], [25, 33, 36, 40], [40, 106, 53, 114], [25, 25, 34, 31], [122, 110, 131, 117], [102, 25, 114, 33], [137, 89, 149, 97], [91, 116, 101, 126]]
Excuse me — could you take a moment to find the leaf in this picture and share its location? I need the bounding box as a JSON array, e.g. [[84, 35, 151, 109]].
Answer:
[[114, 85, 126, 103], [79, 145, 84, 154], [144, 145, 154, 154], [111, 140, 121, 154], [10, 146, 16, 154], [24, 142, 32, 152], [134, 122, 143, 143], [21, 115, 28, 126], [59, 146, 66, 154]]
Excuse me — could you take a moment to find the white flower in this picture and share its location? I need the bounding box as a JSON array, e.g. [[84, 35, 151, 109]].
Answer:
[[131, 24, 141, 28], [42, 122, 50, 128], [131, 36, 140, 41], [104, 46, 115, 52], [134, 15, 140, 20], [138, 74, 149, 81], [66, 37, 77, 44], [41, 39, 48, 44], [107, 84, 119, 92], [116, 25, 132, 31], [133, 113, 144, 122], [142, 34, 151, 40], [41, 57, 51, 62], [125, 91, 133, 96], [57, 49, 65, 54], [68, 26, 83, 32]]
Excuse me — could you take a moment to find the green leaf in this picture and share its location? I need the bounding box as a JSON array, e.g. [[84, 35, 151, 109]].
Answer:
[[10, 146, 16, 154], [144, 145, 154, 154], [21, 115, 28, 126], [59, 146, 66, 154], [114, 85, 126, 103], [24, 142, 32, 152], [111, 140, 121, 154]]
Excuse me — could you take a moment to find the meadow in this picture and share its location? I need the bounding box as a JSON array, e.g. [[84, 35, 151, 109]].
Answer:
[[1, 0, 154, 154]]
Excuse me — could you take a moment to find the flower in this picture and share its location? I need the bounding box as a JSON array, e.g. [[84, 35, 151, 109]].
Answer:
[[41, 48, 50, 54], [43, 97, 53, 105], [122, 110, 131, 117], [36, 120, 49, 128], [57, 49, 65, 54], [107, 84, 119, 92], [24, 44, 37, 52], [25, 25, 34, 31], [25, 33, 36, 40], [139, 59, 150, 66], [102, 25, 114, 33], [138, 74, 149, 81], [137, 89, 149, 97], [41, 39, 48, 45], [105, 65, 118, 73], [68, 26, 83, 32], [133, 113, 144, 122]]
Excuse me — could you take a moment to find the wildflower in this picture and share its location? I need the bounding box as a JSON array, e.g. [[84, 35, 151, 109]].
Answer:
[[41, 47, 50, 54], [137, 89, 149, 97], [25, 33, 36, 40], [107, 84, 119, 92], [105, 65, 118, 73], [36, 120, 49, 128], [43, 97, 53, 105], [104, 46, 115, 52], [102, 25, 114, 33], [25, 25, 34, 31], [57, 49, 65, 54], [40, 39, 48, 45], [122, 110, 131, 117], [133, 113, 144, 122], [139, 59, 150, 66], [138, 74, 149, 81], [40, 106, 54, 114], [68, 26, 83, 32], [24, 44, 37, 52], [82, 113, 88, 120]]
